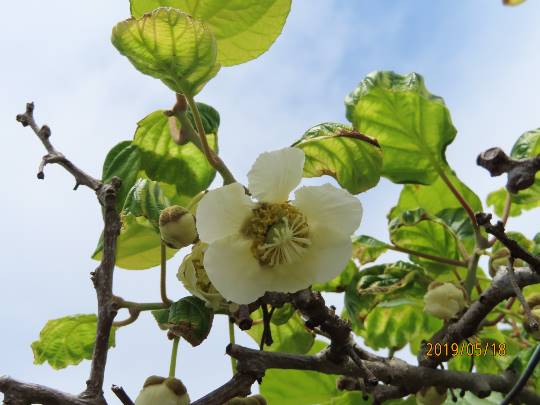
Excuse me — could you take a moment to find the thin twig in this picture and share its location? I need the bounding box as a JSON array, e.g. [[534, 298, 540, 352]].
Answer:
[[387, 244, 468, 267], [111, 385, 135, 405], [501, 344, 540, 405]]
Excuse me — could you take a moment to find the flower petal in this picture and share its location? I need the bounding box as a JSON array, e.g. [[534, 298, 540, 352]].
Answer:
[[204, 234, 267, 304], [196, 183, 255, 243], [276, 225, 353, 286], [247, 147, 305, 203], [294, 184, 362, 235]]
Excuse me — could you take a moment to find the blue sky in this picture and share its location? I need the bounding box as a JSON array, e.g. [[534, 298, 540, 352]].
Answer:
[[1, 0, 539, 402]]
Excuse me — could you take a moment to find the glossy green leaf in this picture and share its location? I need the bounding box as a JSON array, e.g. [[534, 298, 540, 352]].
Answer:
[[344, 261, 431, 330], [129, 0, 291, 66], [351, 235, 389, 265], [247, 310, 314, 354], [151, 308, 170, 330], [122, 178, 170, 230], [93, 213, 176, 270], [166, 296, 214, 346], [134, 109, 218, 206], [389, 171, 482, 220], [112, 8, 220, 96], [487, 128, 540, 217], [345, 71, 457, 184], [313, 260, 358, 293], [388, 209, 463, 274], [31, 314, 115, 370], [101, 140, 142, 210], [359, 304, 442, 353], [292, 123, 383, 194]]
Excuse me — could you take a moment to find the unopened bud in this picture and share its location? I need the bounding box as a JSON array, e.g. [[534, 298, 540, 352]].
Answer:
[[135, 376, 190, 405], [424, 282, 466, 320], [416, 386, 447, 405], [160, 206, 198, 249], [524, 308, 540, 340]]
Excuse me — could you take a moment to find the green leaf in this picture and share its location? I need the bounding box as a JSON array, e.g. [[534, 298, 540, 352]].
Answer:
[[444, 392, 504, 405], [166, 296, 214, 346], [134, 109, 218, 206], [345, 71, 457, 185], [101, 140, 142, 210], [31, 314, 115, 370], [93, 213, 176, 270], [344, 261, 431, 330], [359, 304, 442, 353], [270, 303, 296, 326], [260, 368, 341, 405], [389, 209, 463, 272], [292, 123, 383, 194], [129, 0, 292, 66], [122, 178, 171, 230], [247, 310, 314, 354], [389, 171, 482, 220], [351, 235, 389, 265], [151, 308, 170, 330], [112, 8, 220, 96], [313, 260, 358, 293], [487, 128, 540, 217]]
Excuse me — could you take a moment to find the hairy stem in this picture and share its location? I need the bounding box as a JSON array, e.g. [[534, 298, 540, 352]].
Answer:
[[464, 252, 481, 297], [160, 241, 172, 306], [228, 320, 238, 375], [185, 95, 236, 185], [388, 244, 468, 267], [169, 337, 180, 378]]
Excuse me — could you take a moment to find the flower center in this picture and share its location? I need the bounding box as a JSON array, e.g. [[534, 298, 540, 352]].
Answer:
[[242, 203, 311, 267]]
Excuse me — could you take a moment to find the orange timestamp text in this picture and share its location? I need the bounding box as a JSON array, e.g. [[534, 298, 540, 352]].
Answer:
[[426, 342, 506, 357]]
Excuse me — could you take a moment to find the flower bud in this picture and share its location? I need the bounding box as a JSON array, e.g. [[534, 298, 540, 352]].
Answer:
[[135, 376, 190, 405], [225, 395, 267, 405], [160, 206, 198, 249], [178, 242, 228, 311], [416, 386, 447, 405], [424, 282, 466, 320]]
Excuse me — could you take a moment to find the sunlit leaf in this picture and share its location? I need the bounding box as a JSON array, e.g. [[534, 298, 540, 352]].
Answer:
[[351, 235, 389, 265], [292, 123, 383, 194], [31, 314, 115, 370], [122, 178, 171, 230], [112, 8, 220, 95], [129, 0, 291, 66], [345, 71, 457, 184]]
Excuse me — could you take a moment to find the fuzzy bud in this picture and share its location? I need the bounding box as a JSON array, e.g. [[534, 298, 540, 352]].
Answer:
[[159, 206, 198, 249], [135, 376, 190, 405], [424, 282, 466, 320], [178, 242, 228, 311], [225, 395, 267, 405], [524, 307, 540, 340], [416, 386, 447, 405]]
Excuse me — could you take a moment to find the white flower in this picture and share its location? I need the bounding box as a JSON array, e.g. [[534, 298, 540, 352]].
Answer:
[[424, 282, 466, 320], [195, 147, 363, 304]]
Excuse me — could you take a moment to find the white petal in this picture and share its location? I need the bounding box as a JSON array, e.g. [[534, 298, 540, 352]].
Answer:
[[294, 184, 362, 235], [196, 183, 255, 243], [204, 235, 267, 304], [247, 147, 305, 203], [278, 225, 353, 285]]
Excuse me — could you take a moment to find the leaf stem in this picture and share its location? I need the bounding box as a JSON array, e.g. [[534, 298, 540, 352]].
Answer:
[[117, 298, 168, 311], [169, 337, 180, 378], [464, 252, 480, 297], [160, 241, 173, 306], [387, 244, 468, 268], [185, 94, 236, 185], [228, 319, 237, 375]]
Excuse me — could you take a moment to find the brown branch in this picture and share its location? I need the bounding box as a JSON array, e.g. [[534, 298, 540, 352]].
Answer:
[[5, 103, 122, 405], [420, 266, 540, 367], [477, 213, 540, 271], [477, 147, 540, 193], [192, 344, 540, 405], [111, 385, 135, 405], [16, 102, 101, 190]]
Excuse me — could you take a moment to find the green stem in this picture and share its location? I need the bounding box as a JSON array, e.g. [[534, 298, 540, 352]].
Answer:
[[387, 244, 468, 268], [169, 337, 180, 378], [464, 252, 480, 297], [185, 94, 236, 185], [228, 320, 237, 375], [160, 241, 172, 306], [118, 300, 168, 311]]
